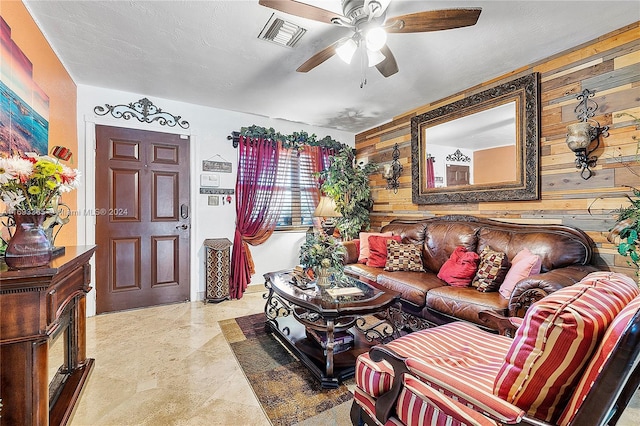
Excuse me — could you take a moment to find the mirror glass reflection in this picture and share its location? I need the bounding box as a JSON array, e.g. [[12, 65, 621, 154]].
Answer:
[[424, 101, 516, 188]]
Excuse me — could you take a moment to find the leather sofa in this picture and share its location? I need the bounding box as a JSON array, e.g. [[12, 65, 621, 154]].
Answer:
[[343, 215, 598, 331]]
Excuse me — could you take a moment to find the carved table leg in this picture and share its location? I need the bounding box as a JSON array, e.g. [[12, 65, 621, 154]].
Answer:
[[325, 319, 335, 379]]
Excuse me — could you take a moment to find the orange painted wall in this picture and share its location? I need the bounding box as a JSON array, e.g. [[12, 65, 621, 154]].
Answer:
[[1, 0, 78, 246], [473, 145, 516, 184]]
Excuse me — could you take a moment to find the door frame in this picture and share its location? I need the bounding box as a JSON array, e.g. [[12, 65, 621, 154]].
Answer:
[[79, 114, 197, 316]]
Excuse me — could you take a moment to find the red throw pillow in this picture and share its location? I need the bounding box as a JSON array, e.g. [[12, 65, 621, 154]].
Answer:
[[367, 235, 402, 268], [437, 246, 480, 287], [358, 232, 393, 264]]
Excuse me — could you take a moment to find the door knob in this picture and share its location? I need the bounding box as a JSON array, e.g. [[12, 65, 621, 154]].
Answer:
[[176, 224, 189, 230]]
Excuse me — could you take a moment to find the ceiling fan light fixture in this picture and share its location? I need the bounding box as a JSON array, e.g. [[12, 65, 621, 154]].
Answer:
[[364, 0, 391, 18], [365, 26, 387, 51], [366, 48, 385, 67], [336, 38, 358, 64]]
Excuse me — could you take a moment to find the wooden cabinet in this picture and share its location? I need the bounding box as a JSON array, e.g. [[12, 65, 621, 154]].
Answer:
[[203, 238, 231, 303], [0, 246, 96, 426]]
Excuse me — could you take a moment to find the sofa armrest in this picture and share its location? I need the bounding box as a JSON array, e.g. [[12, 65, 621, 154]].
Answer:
[[508, 264, 599, 317], [342, 240, 359, 265], [478, 311, 520, 337]]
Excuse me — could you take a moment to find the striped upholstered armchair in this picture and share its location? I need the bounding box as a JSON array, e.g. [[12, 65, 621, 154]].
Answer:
[[350, 272, 640, 426]]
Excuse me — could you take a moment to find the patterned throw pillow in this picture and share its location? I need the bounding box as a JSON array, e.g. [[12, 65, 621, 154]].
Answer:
[[473, 246, 510, 292], [384, 240, 425, 272]]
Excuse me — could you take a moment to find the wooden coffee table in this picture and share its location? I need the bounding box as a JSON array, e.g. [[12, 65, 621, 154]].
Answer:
[[263, 269, 400, 388]]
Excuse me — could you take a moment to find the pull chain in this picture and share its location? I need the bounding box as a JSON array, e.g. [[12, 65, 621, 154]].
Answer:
[[360, 44, 367, 88]]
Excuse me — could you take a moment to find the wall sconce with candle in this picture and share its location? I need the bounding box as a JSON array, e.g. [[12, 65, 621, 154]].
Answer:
[[383, 143, 403, 193], [566, 88, 609, 179]]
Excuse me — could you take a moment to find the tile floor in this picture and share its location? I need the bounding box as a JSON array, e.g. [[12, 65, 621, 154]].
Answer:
[[59, 287, 640, 425]]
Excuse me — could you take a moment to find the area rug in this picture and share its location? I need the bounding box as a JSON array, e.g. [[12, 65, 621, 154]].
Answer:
[[219, 313, 354, 426]]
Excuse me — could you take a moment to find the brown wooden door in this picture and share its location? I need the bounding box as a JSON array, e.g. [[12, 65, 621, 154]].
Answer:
[[95, 125, 190, 314], [446, 164, 470, 186]]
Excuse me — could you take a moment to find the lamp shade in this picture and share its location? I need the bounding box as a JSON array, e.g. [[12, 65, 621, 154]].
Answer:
[[314, 196, 341, 218], [336, 38, 358, 64]]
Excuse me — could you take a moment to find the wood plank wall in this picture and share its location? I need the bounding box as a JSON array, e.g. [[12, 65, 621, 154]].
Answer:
[[356, 22, 640, 279]]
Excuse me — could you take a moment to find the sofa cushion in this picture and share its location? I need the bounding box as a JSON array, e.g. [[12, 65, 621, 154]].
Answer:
[[437, 246, 480, 287], [477, 227, 590, 271], [422, 222, 478, 273], [344, 263, 383, 282], [498, 248, 542, 299], [377, 270, 442, 307], [358, 231, 393, 264], [473, 246, 510, 292], [493, 271, 640, 423], [367, 235, 402, 268], [426, 286, 509, 324], [384, 240, 425, 272]]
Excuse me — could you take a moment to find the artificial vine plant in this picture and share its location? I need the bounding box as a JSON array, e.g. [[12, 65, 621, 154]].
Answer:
[[238, 125, 348, 151], [317, 148, 378, 240]]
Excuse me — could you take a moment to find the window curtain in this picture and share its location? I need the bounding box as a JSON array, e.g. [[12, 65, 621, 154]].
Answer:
[[426, 156, 436, 188], [300, 145, 334, 217], [230, 136, 291, 299]]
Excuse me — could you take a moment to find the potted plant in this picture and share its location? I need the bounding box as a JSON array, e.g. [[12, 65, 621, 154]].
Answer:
[[608, 187, 640, 283], [318, 148, 377, 240], [299, 231, 346, 285]]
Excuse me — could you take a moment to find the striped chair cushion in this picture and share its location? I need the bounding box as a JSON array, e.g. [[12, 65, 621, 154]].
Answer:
[[396, 375, 503, 426], [355, 321, 511, 398], [558, 288, 640, 425], [493, 271, 640, 422]]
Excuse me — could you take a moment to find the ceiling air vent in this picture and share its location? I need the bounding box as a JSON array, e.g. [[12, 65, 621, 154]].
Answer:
[[258, 14, 306, 48]]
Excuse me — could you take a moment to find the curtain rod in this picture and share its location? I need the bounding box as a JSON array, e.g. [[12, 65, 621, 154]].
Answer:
[[227, 131, 240, 148]]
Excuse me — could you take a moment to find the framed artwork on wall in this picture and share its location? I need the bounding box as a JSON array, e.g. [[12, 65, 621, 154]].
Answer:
[[0, 17, 49, 156]]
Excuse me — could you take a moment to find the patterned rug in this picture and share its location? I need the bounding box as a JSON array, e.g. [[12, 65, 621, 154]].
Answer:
[[219, 313, 354, 425]]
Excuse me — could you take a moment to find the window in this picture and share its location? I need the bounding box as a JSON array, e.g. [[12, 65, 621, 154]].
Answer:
[[276, 149, 319, 229]]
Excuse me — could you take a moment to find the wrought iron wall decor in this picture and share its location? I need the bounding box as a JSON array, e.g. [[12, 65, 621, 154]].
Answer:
[[446, 149, 471, 162], [383, 143, 403, 193], [566, 88, 608, 180], [93, 97, 189, 129]]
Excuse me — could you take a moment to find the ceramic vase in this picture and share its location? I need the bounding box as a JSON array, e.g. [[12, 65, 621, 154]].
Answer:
[[315, 267, 331, 288], [4, 212, 52, 269]]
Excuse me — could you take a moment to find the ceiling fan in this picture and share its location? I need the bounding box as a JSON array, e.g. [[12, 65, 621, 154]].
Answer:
[[258, 0, 481, 81]]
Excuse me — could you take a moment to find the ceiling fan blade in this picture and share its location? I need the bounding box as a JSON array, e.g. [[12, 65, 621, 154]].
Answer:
[[296, 42, 339, 73], [258, 0, 343, 25], [386, 8, 482, 33], [375, 45, 398, 78]]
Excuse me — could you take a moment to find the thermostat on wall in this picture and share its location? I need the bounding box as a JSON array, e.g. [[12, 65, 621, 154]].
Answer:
[[200, 174, 220, 187]]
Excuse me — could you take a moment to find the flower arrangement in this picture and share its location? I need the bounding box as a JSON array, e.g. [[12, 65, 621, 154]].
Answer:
[[299, 231, 346, 275], [0, 153, 80, 214]]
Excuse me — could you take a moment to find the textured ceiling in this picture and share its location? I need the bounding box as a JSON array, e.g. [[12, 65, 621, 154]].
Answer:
[[24, 1, 640, 133]]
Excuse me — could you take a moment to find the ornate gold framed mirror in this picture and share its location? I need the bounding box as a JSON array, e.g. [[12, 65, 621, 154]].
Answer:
[[411, 72, 540, 204]]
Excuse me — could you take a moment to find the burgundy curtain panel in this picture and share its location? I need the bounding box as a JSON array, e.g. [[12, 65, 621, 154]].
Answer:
[[230, 136, 288, 299], [426, 157, 436, 188]]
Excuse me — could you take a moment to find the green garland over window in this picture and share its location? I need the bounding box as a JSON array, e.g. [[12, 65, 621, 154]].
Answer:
[[238, 125, 350, 152]]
